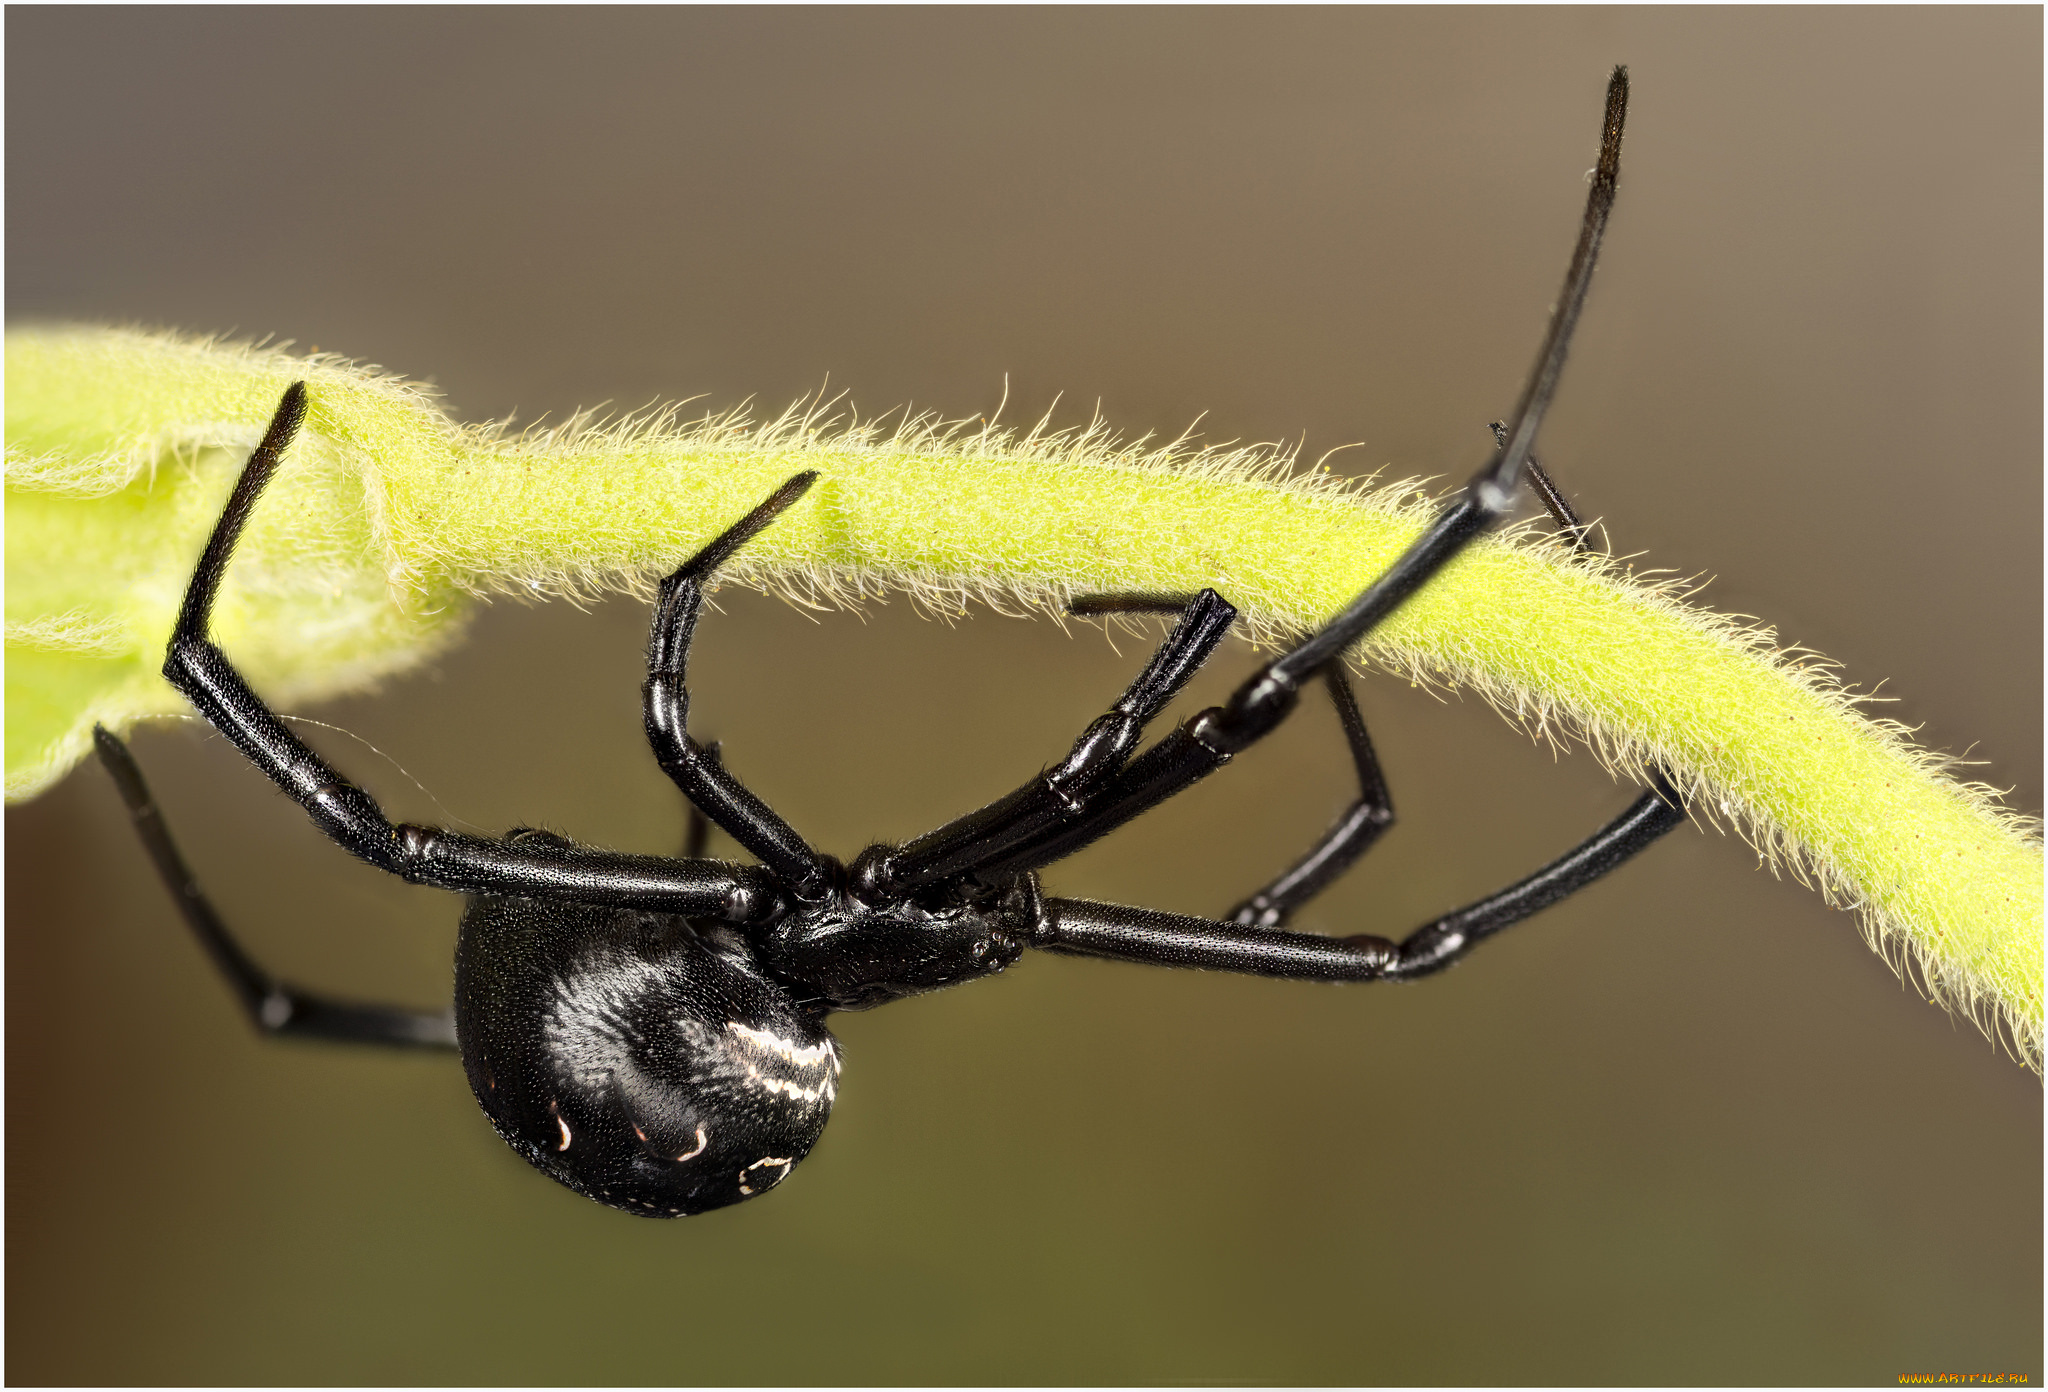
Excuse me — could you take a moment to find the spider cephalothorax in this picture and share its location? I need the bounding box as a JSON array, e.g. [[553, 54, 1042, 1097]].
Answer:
[[97, 67, 1685, 1218]]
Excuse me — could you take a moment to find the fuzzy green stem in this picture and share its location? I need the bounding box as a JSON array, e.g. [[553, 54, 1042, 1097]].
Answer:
[[6, 326, 2039, 1066]]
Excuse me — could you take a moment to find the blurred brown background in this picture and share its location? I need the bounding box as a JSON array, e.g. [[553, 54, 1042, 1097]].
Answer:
[[7, 8, 2040, 1385]]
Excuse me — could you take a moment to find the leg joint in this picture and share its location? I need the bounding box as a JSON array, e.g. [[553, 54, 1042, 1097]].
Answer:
[[1387, 921, 1466, 980], [1336, 934, 1401, 974], [304, 783, 401, 869], [1194, 668, 1301, 755]]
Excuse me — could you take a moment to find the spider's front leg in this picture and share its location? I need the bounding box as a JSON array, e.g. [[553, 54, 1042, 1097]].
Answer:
[[1034, 766, 1683, 983], [1222, 668, 1393, 927], [1216, 418, 1676, 931], [154, 384, 782, 924], [849, 588, 1238, 903], [1027, 457, 1688, 977], [906, 69, 1638, 894], [1063, 595, 1397, 929]]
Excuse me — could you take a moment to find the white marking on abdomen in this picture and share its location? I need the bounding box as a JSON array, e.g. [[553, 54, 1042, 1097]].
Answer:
[[737, 1156, 794, 1195], [743, 1065, 835, 1104], [726, 1021, 837, 1068]]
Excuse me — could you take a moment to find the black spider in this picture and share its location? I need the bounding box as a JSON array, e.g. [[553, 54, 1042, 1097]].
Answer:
[[96, 67, 1684, 1218]]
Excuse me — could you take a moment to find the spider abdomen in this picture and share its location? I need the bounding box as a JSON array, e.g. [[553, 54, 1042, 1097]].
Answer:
[[455, 890, 839, 1217]]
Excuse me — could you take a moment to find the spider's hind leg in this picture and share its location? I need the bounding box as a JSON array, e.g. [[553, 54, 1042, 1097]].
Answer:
[[94, 726, 457, 1049]]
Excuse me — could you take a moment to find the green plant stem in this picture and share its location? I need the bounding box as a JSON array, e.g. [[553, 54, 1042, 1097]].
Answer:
[[6, 326, 2040, 1065]]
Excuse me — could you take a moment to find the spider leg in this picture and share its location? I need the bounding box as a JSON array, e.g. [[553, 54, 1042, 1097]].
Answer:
[[1486, 417, 1692, 841], [1226, 668, 1394, 927], [681, 741, 721, 859], [1060, 595, 1398, 928], [1388, 770, 1685, 978], [886, 70, 1634, 892], [94, 726, 457, 1048], [852, 589, 1237, 901], [1492, 421, 1596, 555], [1225, 422, 1689, 927], [643, 473, 835, 901], [159, 386, 782, 924], [1033, 768, 1684, 980]]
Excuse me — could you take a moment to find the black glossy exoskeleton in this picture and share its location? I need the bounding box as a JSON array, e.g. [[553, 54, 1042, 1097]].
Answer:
[[97, 68, 1686, 1218]]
